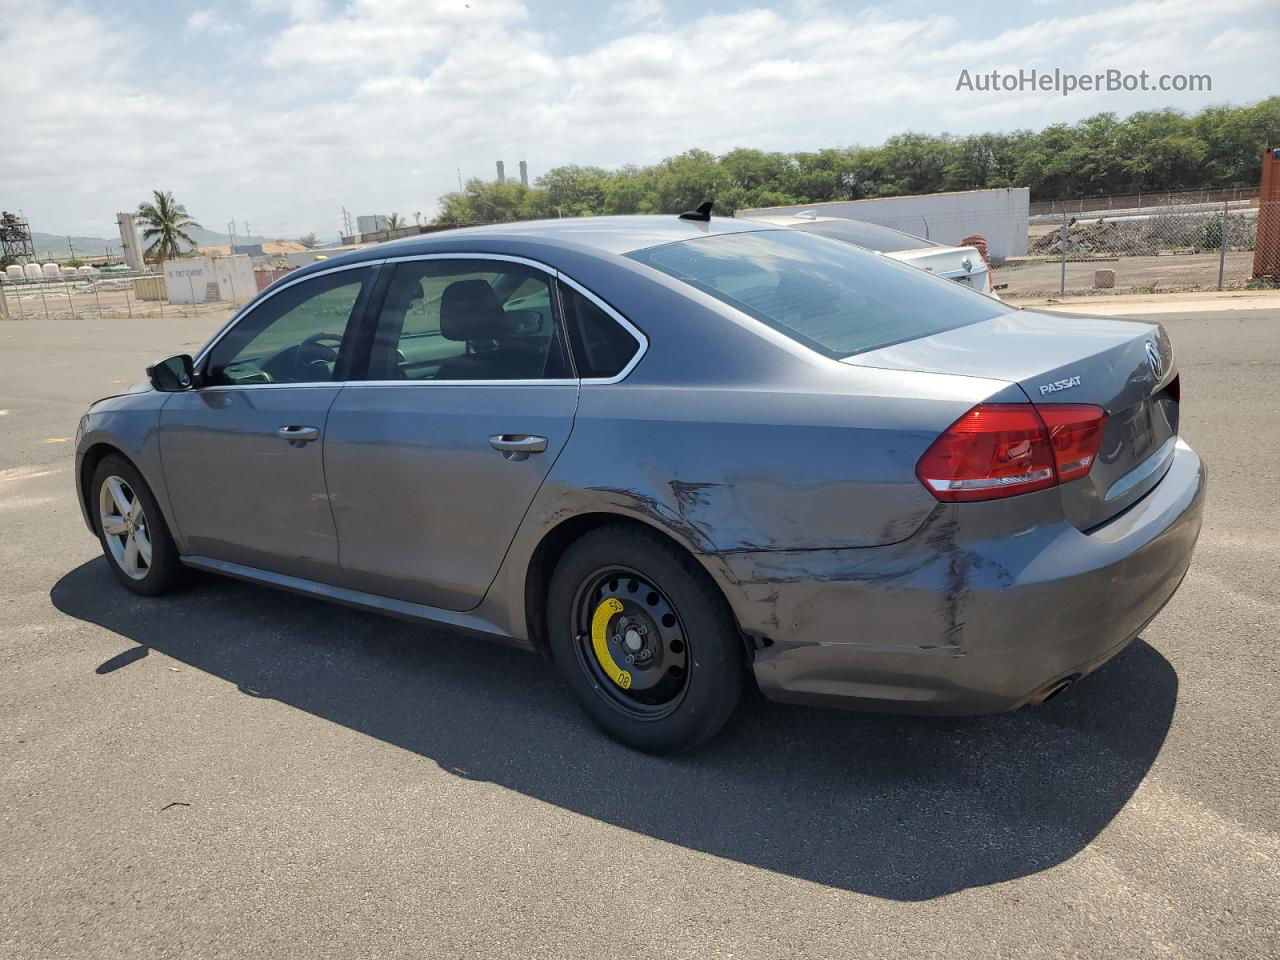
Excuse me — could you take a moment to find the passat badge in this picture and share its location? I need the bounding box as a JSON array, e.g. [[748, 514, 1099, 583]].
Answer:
[[1039, 375, 1081, 396]]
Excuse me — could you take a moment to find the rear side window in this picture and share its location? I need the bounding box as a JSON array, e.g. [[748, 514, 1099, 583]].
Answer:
[[558, 282, 640, 379], [627, 230, 1010, 358], [366, 259, 569, 381]]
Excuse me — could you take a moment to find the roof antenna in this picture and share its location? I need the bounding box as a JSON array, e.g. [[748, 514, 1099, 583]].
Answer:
[[679, 200, 714, 222]]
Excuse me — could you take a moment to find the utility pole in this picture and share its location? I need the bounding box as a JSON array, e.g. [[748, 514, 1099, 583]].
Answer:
[[457, 168, 463, 191], [67, 236, 76, 263], [1218, 200, 1229, 290]]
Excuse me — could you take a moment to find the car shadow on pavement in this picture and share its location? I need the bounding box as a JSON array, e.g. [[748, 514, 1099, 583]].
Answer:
[[52, 558, 1177, 902]]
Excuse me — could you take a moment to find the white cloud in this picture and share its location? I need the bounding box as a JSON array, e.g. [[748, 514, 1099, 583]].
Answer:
[[250, 0, 329, 20], [186, 8, 237, 35], [608, 0, 665, 29], [1, 0, 1275, 239], [1206, 25, 1280, 56]]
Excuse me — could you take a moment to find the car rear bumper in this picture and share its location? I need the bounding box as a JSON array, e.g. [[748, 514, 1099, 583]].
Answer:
[[715, 439, 1206, 715]]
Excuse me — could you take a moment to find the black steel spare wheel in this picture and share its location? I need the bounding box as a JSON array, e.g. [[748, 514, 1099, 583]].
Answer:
[[573, 567, 691, 719], [547, 523, 744, 753]]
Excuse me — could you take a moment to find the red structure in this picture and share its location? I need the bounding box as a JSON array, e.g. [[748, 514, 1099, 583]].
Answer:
[[1253, 147, 1280, 280], [959, 235, 991, 269], [254, 268, 293, 291]]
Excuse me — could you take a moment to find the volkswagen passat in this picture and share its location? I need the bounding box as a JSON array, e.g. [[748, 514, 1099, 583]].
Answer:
[[75, 213, 1205, 752]]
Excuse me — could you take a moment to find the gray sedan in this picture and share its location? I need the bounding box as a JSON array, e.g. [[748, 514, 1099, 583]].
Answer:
[[74, 213, 1205, 752]]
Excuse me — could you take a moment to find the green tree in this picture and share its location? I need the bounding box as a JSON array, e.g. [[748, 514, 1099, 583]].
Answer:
[[135, 190, 202, 263], [298, 232, 319, 248], [428, 99, 1277, 223], [385, 213, 405, 230], [535, 165, 611, 217]]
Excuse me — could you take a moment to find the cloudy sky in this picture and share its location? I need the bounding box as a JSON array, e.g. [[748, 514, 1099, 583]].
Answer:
[[2, 0, 1276, 241]]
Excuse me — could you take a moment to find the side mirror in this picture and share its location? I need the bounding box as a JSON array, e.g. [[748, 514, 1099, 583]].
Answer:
[[147, 354, 195, 392]]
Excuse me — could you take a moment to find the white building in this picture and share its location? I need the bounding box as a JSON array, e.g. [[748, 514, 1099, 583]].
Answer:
[[356, 215, 389, 235], [738, 187, 1030, 261], [163, 256, 257, 305]]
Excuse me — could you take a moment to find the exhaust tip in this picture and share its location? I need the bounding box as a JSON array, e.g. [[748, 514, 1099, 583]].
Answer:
[[1029, 676, 1077, 705]]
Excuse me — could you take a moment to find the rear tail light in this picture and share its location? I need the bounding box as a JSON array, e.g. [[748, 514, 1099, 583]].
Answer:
[[1039, 404, 1108, 482], [917, 403, 1107, 503]]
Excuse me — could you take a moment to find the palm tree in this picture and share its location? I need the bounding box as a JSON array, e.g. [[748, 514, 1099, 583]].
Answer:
[[385, 212, 405, 230], [136, 190, 202, 263]]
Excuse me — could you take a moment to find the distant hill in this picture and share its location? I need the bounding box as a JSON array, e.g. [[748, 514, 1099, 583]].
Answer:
[[29, 225, 277, 261]]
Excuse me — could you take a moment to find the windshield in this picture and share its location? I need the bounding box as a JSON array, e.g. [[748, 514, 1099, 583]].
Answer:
[[788, 218, 940, 252], [627, 229, 1010, 358]]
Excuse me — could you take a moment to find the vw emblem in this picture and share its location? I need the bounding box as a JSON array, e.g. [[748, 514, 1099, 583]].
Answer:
[[1145, 341, 1163, 379], [961, 257, 973, 273]]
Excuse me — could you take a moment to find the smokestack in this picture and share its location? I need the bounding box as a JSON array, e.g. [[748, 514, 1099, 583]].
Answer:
[[496, 160, 505, 184], [519, 160, 528, 187]]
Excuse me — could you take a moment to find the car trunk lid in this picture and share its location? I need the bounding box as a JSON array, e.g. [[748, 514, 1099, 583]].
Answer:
[[887, 245, 993, 296], [842, 310, 1180, 528]]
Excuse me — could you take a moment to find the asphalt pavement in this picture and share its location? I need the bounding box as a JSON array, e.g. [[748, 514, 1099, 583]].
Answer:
[[1, 304, 1277, 959]]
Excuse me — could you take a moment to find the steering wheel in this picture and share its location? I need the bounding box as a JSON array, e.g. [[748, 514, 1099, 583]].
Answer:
[[295, 332, 344, 377]]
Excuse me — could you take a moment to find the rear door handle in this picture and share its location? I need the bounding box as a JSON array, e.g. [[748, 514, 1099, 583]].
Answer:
[[489, 434, 548, 460], [278, 425, 320, 444]]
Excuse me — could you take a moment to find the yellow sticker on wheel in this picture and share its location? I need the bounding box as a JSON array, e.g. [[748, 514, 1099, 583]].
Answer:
[[590, 597, 632, 690]]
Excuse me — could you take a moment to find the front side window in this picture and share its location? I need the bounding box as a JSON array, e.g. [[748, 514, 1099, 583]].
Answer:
[[627, 230, 1010, 358], [367, 260, 567, 381], [558, 282, 641, 379], [205, 267, 372, 385]]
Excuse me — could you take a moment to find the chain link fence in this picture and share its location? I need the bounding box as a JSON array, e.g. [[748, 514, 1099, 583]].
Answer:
[[997, 200, 1277, 298], [0, 269, 254, 322], [851, 199, 1278, 300]]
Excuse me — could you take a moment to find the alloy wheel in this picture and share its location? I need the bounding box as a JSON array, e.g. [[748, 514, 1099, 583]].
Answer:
[[98, 475, 152, 581]]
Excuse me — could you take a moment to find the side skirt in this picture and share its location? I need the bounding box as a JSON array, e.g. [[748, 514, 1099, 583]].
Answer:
[[180, 555, 532, 650]]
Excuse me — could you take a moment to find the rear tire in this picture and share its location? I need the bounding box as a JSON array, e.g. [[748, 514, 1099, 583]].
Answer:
[[91, 454, 187, 597], [547, 523, 744, 753]]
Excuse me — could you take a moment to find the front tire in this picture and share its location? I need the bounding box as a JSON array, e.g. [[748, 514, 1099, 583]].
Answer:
[[547, 523, 745, 753], [91, 454, 186, 596]]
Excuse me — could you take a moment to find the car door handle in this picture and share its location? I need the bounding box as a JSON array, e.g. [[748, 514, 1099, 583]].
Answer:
[[278, 425, 320, 444], [489, 434, 548, 460]]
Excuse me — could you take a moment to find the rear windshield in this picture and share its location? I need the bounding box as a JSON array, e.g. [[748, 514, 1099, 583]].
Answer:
[[788, 218, 940, 253], [627, 230, 1010, 358]]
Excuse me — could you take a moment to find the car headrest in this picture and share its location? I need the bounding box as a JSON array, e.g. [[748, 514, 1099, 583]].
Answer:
[[440, 279, 518, 341], [383, 277, 425, 315]]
